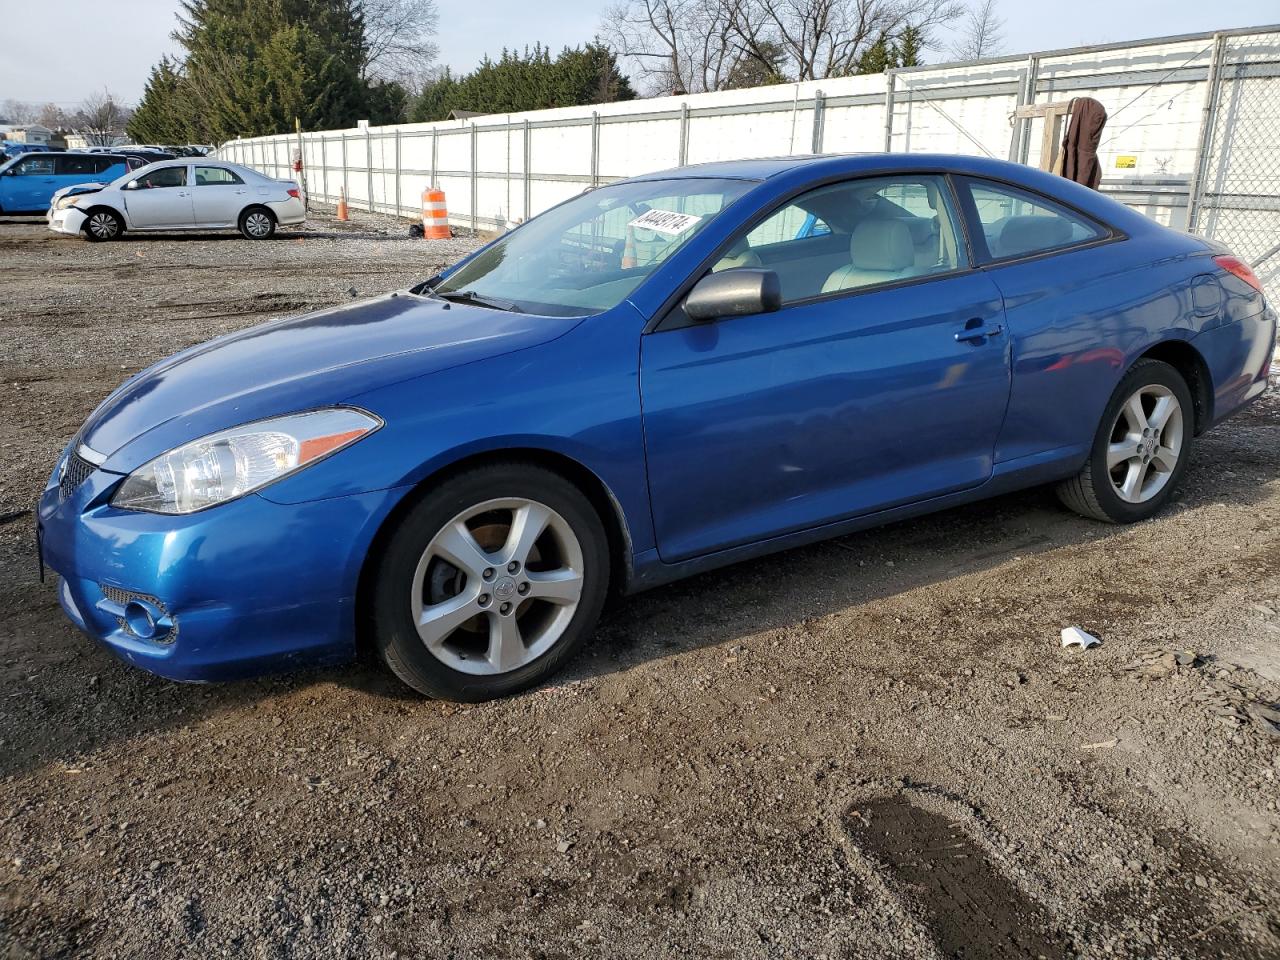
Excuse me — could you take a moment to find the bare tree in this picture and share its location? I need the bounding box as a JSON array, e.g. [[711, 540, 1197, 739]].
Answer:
[[38, 103, 71, 131], [359, 0, 440, 86], [742, 0, 962, 81], [603, 0, 746, 95], [0, 99, 39, 124], [604, 0, 963, 93], [948, 0, 1004, 61], [74, 90, 130, 147]]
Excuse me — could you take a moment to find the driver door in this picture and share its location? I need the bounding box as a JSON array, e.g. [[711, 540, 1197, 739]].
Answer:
[[640, 174, 1013, 563], [123, 165, 196, 228], [4, 155, 57, 211]]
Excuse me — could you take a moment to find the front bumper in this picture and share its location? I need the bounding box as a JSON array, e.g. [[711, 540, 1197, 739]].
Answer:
[[38, 452, 405, 682], [47, 205, 88, 236]]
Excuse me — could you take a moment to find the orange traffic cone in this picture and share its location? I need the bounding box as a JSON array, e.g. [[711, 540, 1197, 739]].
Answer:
[[621, 227, 637, 268], [336, 186, 349, 222], [422, 188, 450, 239]]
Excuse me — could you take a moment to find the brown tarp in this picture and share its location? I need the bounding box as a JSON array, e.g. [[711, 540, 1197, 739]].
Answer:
[[1060, 97, 1108, 189]]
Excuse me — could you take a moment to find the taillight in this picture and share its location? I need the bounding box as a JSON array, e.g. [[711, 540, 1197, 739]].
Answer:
[[287, 188, 300, 199], [1214, 254, 1264, 293]]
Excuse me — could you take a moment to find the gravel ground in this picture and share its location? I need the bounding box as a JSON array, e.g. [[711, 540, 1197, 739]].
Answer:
[[1, 208, 1279, 959]]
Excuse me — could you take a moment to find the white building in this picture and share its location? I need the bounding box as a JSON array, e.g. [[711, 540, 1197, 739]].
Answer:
[[6, 124, 53, 145]]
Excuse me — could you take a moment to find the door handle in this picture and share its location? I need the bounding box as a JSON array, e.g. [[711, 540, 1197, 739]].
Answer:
[[955, 320, 1003, 344]]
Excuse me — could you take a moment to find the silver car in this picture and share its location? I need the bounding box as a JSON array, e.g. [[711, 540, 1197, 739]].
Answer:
[[48, 159, 305, 241]]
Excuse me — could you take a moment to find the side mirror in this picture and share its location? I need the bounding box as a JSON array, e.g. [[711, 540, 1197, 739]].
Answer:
[[683, 268, 782, 322], [123, 180, 138, 190]]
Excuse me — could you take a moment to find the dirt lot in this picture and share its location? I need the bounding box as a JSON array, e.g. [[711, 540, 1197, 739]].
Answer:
[[1, 207, 1279, 960]]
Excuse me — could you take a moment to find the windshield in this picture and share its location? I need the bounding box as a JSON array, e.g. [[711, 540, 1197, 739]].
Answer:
[[433, 177, 754, 316]]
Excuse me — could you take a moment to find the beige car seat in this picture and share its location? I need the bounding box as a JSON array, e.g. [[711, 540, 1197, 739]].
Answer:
[[712, 237, 764, 272], [822, 219, 916, 293]]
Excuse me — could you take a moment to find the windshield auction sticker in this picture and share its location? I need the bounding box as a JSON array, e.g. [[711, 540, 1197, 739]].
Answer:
[[627, 209, 703, 235]]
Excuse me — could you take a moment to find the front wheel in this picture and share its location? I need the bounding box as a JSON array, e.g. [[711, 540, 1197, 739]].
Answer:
[[239, 207, 276, 239], [83, 208, 123, 242], [371, 463, 610, 701], [1057, 358, 1194, 523]]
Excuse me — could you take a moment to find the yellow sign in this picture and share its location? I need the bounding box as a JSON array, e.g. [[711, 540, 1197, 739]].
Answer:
[[1115, 155, 1137, 169]]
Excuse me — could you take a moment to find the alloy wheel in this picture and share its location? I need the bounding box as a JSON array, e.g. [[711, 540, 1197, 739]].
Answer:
[[88, 212, 118, 239], [245, 212, 272, 237], [1106, 383, 1184, 503], [410, 498, 585, 675]]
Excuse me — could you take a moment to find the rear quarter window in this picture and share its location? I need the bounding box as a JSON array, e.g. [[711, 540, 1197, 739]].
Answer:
[[960, 178, 1107, 261]]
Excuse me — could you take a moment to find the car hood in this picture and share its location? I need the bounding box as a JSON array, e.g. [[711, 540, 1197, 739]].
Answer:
[[53, 182, 105, 202], [82, 293, 583, 471]]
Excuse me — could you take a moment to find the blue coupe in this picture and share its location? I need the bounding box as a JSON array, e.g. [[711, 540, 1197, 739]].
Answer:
[[38, 154, 1275, 700]]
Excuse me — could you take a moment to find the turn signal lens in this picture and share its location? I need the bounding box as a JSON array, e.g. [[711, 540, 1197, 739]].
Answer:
[[112, 408, 381, 514], [1214, 255, 1264, 294]]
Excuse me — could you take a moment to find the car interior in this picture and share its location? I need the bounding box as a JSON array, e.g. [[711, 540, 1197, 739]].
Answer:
[[449, 176, 1105, 317], [710, 177, 964, 302]]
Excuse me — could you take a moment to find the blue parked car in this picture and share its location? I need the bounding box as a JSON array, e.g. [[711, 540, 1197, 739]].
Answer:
[[38, 154, 1275, 700], [0, 151, 144, 215]]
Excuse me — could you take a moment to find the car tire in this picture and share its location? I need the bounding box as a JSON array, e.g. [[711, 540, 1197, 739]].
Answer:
[[371, 462, 610, 701], [1057, 358, 1194, 523], [238, 206, 276, 240], [83, 208, 123, 242]]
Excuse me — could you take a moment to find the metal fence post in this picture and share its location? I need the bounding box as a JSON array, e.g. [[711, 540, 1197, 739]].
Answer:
[[590, 111, 600, 186], [366, 126, 374, 213], [678, 102, 690, 165], [883, 72, 896, 153], [431, 128, 438, 188], [1187, 33, 1228, 232], [811, 90, 825, 154], [523, 119, 532, 221], [296, 123, 308, 211], [1018, 55, 1040, 164], [394, 129, 402, 219], [341, 135, 349, 205], [1007, 55, 1037, 162], [470, 123, 478, 233], [320, 136, 328, 204]]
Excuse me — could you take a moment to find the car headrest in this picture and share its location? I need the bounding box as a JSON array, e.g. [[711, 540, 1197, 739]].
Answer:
[[849, 219, 914, 271], [998, 215, 1073, 257]]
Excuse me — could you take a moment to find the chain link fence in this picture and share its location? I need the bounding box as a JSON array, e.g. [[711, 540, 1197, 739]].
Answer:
[[1188, 29, 1280, 303]]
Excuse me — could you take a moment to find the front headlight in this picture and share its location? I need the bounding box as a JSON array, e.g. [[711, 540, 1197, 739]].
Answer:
[[55, 194, 86, 211], [111, 408, 381, 514]]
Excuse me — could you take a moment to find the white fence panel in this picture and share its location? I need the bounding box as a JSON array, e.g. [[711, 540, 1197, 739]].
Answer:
[[215, 21, 1279, 295]]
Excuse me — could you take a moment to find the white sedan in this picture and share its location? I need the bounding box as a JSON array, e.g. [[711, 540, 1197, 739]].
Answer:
[[48, 159, 305, 241]]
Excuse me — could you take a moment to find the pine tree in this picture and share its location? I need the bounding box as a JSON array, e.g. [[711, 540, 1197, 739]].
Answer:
[[725, 42, 789, 89], [895, 26, 925, 68], [135, 0, 407, 142], [410, 44, 634, 122], [128, 57, 191, 144], [856, 34, 894, 75]]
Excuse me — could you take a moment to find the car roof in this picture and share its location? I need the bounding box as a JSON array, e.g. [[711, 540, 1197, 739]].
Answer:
[[9, 151, 129, 159], [144, 158, 237, 168], [633, 152, 1156, 236], [634, 152, 1084, 181], [629, 157, 827, 182]]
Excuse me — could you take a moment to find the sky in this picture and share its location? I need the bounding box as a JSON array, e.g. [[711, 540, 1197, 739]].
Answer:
[[1, 0, 1277, 107]]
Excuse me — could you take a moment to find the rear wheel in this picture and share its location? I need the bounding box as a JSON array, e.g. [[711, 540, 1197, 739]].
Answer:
[[371, 463, 610, 700], [1057, 358, 1193, 523], [239, 206, 276, 239], [83, 208, 123, 242]]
